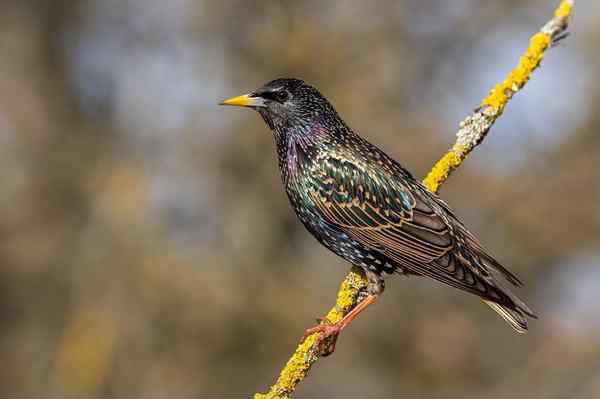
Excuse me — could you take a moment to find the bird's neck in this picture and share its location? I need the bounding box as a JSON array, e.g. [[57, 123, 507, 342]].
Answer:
[[273, 121, 330, 184]]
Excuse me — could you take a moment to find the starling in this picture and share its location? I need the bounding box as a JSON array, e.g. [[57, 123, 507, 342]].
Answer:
[[221, 78, 536, 353]]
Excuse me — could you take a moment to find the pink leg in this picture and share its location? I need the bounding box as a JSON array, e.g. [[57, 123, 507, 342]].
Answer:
[[300, 294, 378, 356]]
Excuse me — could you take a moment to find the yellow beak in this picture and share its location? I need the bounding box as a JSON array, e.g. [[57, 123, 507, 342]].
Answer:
[[219, 93, 265, 108]]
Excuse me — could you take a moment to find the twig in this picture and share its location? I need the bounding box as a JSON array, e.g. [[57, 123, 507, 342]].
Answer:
[[422, 0, 573, 193]]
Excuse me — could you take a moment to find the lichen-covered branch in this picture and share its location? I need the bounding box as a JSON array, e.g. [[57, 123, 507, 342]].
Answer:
[[254, 267, 368, 399], [255, 2, 573, 398], [422, 0, 573, 193]]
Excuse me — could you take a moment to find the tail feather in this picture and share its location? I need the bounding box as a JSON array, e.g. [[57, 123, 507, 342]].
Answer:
[[483, 274, 538, 333], [484, 300, 531, 334]]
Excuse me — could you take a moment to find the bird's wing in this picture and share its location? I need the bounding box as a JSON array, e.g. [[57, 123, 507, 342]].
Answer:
[[308, 156, 504, 299], [309, 156, 453, 262]]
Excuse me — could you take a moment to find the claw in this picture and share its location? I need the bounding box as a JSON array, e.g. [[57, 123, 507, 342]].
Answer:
[[299, 294, 379, 356], [300, 318, 343, 356]]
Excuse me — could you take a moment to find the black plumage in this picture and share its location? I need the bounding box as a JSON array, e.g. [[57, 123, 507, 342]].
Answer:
[[221, 78, 536, 351]]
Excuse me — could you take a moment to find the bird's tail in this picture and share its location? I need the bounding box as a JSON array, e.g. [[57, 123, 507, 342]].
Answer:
[[483, 300, 531, 334]]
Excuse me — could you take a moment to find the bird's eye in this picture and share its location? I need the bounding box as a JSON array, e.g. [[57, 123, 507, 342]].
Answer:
[[275, 90, 288, 102]]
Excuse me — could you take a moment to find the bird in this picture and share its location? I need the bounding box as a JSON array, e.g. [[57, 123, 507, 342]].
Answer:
[[220, 78, 536, 355]]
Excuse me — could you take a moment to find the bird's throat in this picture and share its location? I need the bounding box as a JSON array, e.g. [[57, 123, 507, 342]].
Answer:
[[275, 122, 327, 182]]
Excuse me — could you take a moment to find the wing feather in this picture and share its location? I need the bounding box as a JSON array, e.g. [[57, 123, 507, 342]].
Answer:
[[309, 157, 453, 264], [308, 156, 520, 305]]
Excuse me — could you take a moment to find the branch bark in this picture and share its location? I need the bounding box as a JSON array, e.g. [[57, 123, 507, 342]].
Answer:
[[255, 2, 573, 398]]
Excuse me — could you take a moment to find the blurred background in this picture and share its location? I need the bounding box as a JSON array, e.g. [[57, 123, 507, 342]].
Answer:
[[1, 0, 599, 398]]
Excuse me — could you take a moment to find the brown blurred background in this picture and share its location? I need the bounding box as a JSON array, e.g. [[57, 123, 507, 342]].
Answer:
[[1, 1, 599, 398]]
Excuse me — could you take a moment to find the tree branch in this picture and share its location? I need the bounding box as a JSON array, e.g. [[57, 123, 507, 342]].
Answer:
[[255, 1, 573, 398]]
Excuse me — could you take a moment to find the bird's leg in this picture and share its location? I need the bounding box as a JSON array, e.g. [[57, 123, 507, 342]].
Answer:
[[300, 294, 378, 356]]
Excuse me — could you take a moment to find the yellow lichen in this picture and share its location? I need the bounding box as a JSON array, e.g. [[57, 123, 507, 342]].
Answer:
[[253, 338, 314, 399], [482, 32, 551, 110], [555, 0, 572, 18], [326, 267, 368, 322], [422, 147, 465, 194]]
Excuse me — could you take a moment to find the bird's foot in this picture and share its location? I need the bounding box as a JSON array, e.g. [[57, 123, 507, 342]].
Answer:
[[299, 295, 379, 356], [300, 317, 342, 357]]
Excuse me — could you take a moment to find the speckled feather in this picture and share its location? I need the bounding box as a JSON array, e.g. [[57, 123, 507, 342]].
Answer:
[[249, 78, 536, 332]]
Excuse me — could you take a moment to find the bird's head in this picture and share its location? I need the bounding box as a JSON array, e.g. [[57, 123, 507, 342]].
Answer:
[[220, 78, 338, 134]]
